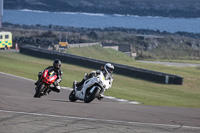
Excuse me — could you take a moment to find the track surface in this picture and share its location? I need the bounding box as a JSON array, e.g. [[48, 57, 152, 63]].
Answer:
[[0, 72, 200, 133]]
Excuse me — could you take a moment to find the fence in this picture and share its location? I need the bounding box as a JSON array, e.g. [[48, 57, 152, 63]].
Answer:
[[20, 45, 183, 85]]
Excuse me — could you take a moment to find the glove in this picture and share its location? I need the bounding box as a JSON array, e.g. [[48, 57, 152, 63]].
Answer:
[[96, 70, 101, 75], [38, 71, 43, 76]]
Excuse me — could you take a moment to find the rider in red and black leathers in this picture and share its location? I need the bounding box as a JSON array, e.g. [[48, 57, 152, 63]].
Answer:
[[35, 59, 63, 93]]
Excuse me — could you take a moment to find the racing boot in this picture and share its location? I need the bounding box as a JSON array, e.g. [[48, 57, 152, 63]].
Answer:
[[50, 86, 60, 93], [76, 79, 85, 91], [35, 78, 41, 86], [98, 94, 104, 100], [35, 80, 39, 85], [73, 80, 77, 91]]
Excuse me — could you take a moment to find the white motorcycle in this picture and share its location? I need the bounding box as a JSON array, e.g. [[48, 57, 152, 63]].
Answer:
[[69, 72, 110, 103]]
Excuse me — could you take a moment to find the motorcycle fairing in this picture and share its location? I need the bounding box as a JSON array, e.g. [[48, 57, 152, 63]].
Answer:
[[41, 69, 57, 84], [75, 72, 106, 100]]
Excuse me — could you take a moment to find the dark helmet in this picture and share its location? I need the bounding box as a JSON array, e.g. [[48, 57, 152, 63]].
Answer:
[[53, 59, 61, 70]]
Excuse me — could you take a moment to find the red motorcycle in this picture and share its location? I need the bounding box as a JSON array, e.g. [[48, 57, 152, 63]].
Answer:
[[34, 69, 57, 98]]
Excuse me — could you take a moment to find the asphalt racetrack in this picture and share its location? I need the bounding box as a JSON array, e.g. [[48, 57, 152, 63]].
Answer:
[[0, 72, 200, 133]]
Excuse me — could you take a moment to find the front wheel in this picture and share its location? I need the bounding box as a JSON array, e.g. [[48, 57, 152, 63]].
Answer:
[[34, 83, 46, 98], [69, 90, 77, 102], [84, 87, 100, 103]]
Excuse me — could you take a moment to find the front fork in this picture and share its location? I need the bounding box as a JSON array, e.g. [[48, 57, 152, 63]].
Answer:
[[36, 82, 49, 95]]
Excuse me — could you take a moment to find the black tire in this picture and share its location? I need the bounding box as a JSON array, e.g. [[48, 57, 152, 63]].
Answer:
[[84, 87, 100, 103], [34, 83, 45, 98], [69, 90, 77, 102]]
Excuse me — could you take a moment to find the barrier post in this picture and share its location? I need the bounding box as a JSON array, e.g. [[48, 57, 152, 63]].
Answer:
[[15, 43, 18, 50], [165, 76, 169, 84]]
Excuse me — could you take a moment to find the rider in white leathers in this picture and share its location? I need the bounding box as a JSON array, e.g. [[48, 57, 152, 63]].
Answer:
[[74, 63, 114, 100]]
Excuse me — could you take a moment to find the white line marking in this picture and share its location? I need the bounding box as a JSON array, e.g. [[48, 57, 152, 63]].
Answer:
[[104, 96, 141, 104], [0, 109, 199, 129]]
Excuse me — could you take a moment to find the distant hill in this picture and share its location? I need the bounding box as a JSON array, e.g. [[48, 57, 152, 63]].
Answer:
[[4, 0, 200, 18]]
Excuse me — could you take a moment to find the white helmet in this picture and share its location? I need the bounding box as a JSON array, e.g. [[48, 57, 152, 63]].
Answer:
[[104, 63, 114, 74]]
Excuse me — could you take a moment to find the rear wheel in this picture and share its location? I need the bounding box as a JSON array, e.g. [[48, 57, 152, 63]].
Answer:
[[84, 87, 100, 103], [34, 83, 46, 98], [69, 90, 77, 102]]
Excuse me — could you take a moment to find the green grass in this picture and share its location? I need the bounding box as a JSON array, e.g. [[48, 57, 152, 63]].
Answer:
[[0, 50, 200, 108], [67, 45, 134, 64]]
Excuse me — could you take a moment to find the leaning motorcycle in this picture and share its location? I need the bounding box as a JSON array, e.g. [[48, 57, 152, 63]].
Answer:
[[69, 72, 110, 103], [34, 69, 57, 98]]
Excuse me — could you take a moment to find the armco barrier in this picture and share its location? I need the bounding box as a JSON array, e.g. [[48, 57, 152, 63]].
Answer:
[[20, 46, 183, 85]]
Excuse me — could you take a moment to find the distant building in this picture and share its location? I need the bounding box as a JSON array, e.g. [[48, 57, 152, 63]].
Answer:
[[0, 0, 3, 28]]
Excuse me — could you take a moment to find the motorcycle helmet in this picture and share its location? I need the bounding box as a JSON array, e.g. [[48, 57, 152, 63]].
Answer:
[[103, 63, 114, 79], [53, 59, 61, 70]]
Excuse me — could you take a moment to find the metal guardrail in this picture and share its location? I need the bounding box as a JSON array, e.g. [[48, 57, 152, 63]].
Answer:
[[20, 45, 183, 85]]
